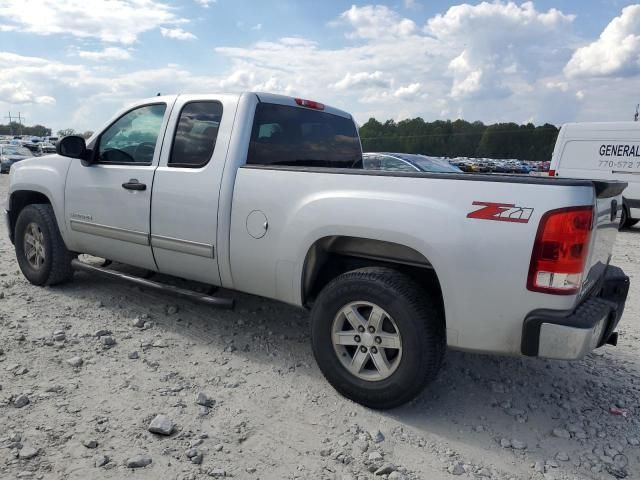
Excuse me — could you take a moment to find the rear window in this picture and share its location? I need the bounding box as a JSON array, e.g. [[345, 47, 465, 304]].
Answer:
[[247, 103, 362, 168]]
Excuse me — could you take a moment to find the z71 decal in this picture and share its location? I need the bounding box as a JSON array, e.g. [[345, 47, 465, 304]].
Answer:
[[467, 201, 534, 223]]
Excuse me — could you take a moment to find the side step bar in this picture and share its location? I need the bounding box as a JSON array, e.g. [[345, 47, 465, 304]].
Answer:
[[71, 259, 234, 309]]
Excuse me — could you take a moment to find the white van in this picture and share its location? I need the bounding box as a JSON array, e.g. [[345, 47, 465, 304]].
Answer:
[[550, 122, 639, 228]]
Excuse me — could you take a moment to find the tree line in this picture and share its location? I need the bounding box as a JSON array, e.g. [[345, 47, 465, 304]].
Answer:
[[2, 117, 560, 162], [0, 123, 93, 139], [359, 118, 559, 162], [0, 122, 51, 137]]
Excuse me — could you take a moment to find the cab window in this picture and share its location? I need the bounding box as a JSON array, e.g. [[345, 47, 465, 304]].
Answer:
[[169, 101, 223, 168], [97, 104, 167, 165]]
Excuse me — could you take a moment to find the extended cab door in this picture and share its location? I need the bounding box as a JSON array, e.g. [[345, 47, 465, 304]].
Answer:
[[64, 98, 176, 270], [149, 94, 239, 285]]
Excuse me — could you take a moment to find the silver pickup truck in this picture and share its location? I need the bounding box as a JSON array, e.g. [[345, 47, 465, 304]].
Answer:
[[4, 92, 630, 409]]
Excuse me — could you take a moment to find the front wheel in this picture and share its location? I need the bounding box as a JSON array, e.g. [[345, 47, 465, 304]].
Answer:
[[310, 267, 445, 409], [15, 204, 75, 286]]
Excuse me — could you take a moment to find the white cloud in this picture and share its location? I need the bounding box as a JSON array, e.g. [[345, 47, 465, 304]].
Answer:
[[0, 0, 185, 44], [0, 82, 55, 105], [77, 47, 131, 61], [335, 5, 416, 39], [404, 0, 418, 9], [394, 82, 422, 99], [195, 0, 216, 7], [565, 5, 640, 78], [251, 23, 263, 31], [160, 27, 197, 40], [426, 1, 575, 100], [3, 2, 640, 134], [332, 71, 391, 90]]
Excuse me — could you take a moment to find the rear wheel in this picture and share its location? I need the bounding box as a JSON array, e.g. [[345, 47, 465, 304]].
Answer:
[[620, 206, 639, 230], [15, 204, 75, 286], [310, 267, 445, 409]]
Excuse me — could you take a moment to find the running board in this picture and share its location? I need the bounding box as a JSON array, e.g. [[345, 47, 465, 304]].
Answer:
[[71, 259, 234, 309]]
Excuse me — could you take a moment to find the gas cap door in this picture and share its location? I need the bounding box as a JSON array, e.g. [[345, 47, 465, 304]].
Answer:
[[246, 210, 268, 239]]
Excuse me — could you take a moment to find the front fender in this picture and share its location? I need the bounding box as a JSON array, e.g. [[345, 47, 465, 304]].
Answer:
[[9, 155, 73, 243]]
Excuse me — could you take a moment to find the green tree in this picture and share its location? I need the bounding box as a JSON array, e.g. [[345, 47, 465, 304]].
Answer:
[[57, 128, 76, 137]]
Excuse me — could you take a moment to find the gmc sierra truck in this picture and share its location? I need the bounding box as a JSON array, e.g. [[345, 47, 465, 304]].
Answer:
[[4, 93, 630, 409]]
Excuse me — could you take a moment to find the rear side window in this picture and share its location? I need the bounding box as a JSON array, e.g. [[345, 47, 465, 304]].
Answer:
[[169, 101, 223, 168], [247, 103, 362, 168]]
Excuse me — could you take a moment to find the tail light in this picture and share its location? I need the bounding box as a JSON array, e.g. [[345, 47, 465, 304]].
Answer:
[[294, 98, 325, 110], [527, 206, 593, 295], [548, 169, 556, 177]]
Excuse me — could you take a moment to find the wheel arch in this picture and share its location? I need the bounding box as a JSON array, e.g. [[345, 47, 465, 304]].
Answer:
[[301, 235, 444, 317], [7, 190, 53, 244]]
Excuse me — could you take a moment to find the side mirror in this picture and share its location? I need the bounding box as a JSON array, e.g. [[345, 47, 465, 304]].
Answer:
[[56, 135, 87, 159]]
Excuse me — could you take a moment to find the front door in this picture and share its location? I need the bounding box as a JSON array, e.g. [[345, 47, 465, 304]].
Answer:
[[64, 99, 175, 270]]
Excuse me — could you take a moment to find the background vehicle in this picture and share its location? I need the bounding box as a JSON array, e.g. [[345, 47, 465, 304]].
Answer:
[[550, 122, 640, 229], [38, 142, 56, 154], [0, 144, 33, 173], [363, 152, 462, 173], [4, 92, 629, 409]]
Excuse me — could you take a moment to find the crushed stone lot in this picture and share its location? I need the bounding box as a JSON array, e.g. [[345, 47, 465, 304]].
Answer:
[[0, 174, 639, 480]]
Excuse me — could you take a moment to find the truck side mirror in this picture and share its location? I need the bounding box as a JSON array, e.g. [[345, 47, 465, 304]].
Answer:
[[56, 135, 87, 159]]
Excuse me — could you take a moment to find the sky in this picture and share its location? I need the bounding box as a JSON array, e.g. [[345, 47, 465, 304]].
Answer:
[[1, 0, 640, 133]]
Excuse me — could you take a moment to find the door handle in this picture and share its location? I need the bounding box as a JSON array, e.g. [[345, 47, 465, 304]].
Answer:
[[122, 179, 146, 191]]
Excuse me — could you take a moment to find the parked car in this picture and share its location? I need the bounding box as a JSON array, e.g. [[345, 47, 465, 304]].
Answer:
[[38, 142, 56, 154], [0, 144, 33, 173], [4, 92, 629, 409], [550, 122, 640, 229], [363, 152, 462, 173]]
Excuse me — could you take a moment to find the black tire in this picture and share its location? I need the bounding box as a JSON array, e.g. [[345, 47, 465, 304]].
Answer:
[[14, 204, 75, 286], [310, 267, 445, 409], [620, 207, 639, 230]]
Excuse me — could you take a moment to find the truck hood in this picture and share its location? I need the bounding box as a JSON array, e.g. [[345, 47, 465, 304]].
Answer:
[[11, 154, 71, 171]]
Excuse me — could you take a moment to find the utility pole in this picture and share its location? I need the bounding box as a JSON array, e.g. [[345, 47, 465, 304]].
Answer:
[[16, 112, 24, 136], [4, 112, 12, 135], [4, 112, 25, 135], [635, 104, 639, 122]]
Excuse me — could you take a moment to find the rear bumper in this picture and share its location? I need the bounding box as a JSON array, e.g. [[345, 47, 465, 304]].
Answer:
[[521, 265, 629, 360]]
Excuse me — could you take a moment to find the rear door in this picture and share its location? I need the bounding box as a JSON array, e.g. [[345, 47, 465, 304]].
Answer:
[[65, 99, 175, 270], [150, 94, 239, 285]]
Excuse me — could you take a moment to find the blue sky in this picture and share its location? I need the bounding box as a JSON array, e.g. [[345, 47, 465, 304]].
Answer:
[[1, 1, 639, 133]]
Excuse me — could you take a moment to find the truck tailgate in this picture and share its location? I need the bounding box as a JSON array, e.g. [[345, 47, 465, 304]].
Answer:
[[581, 181, 627, 298]]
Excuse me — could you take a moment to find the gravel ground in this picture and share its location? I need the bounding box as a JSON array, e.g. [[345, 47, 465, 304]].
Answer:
[[0, 173, 639, 480]]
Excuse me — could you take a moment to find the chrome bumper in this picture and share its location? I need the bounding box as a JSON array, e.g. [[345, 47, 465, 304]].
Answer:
[[522, 265, 629, 360], [537, 314, 608, 360]]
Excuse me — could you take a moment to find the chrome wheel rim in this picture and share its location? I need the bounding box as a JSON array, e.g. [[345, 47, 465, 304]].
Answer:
[[331, 301, 402, 381], [24, 222, 46, 270]]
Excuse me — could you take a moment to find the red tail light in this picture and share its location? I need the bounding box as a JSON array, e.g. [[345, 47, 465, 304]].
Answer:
[[527, 206, 593, 295], [294, 98, 325, 110], [548, 169, 556, 177]]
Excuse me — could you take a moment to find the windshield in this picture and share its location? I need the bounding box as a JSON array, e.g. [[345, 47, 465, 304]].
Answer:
[[392, 154, 462, 173], [2, 146, 33, 157]]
